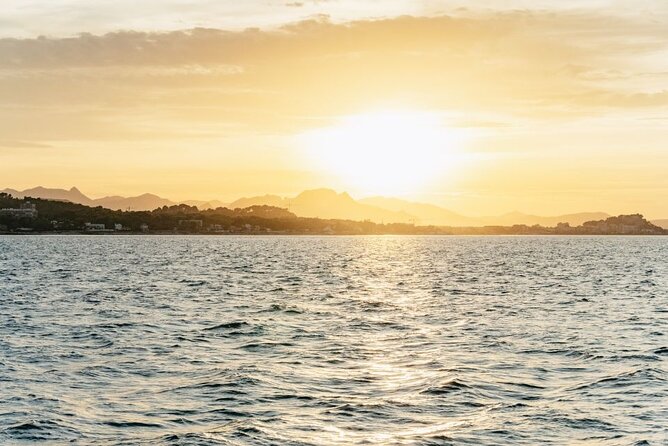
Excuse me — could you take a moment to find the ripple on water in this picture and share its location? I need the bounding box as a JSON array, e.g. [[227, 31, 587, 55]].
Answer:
[[1, 235, 667, 445]]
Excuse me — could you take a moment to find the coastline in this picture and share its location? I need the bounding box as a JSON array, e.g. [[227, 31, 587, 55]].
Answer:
[[2, 196, 666, 236], [2, 231, 667, 236]]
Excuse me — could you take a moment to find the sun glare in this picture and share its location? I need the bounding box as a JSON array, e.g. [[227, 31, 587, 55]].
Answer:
[[299, 110, 466, 196]]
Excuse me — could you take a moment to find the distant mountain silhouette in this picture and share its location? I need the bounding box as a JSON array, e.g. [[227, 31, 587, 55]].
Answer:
[[3, 185, 654, 227], [2, 187, 175, 211], [230, 189, 413, 223], [230, 194, 286, 209], [2, 186, 95, 206], [361, 196, 610, 227], [94, 193, 175, 211], [360, 196, 478, 226]]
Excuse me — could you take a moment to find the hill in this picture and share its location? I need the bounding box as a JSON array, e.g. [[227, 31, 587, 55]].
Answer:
[[181, 200, 228, 210], [2, 186, 94, 205], [361, 196, 610, 227], [94, 193, 175, 211], [1, 193, 664, 236], [360, 196, 480, 226], [2, 186, 176, 211], [230, 189, 414, 223], [4, 185, 660, 228], [230, 194, 287, 209]]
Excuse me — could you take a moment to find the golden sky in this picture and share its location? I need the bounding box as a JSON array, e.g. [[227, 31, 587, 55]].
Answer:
[[1, 1, 667, 217]]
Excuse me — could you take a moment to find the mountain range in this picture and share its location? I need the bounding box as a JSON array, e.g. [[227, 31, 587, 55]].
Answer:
[[2, 187, 176, 211], [229, 189, 415, 223], [3, 186, 665, 228]]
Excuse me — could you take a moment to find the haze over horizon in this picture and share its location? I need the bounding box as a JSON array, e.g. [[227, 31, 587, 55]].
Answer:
[[7, 184, 668, 230], [1, 1, 667, 218]]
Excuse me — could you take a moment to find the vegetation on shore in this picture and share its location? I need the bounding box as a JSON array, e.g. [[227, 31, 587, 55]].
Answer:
[[0, 193, 665, 235]]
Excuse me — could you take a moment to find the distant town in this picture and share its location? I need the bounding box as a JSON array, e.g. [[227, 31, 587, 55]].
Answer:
[[0, 193, 666, 236]]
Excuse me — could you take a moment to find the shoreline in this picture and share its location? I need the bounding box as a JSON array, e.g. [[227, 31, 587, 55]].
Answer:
[[2, 231, 667, 237], [2, 197, 665, 237]]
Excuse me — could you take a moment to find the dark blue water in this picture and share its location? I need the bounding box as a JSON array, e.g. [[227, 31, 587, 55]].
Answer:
[[0, 235, 666, 445]]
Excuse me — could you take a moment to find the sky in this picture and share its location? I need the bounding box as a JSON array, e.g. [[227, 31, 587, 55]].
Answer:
[[1, 0, 667, 218]]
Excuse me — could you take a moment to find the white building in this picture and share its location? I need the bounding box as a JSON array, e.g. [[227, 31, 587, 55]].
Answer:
[[84, 223, 106, 232], [0, 202, 38, 219]]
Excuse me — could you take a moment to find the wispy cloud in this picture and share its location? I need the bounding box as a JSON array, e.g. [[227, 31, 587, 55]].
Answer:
[[0, 11, 665, 144]]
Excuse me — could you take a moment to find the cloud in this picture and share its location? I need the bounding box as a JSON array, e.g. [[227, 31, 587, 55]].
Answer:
[[0, 11, 666, 143]]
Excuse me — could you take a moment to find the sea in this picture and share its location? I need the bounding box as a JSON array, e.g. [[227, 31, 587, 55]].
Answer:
[[0, 235, 666, 445]]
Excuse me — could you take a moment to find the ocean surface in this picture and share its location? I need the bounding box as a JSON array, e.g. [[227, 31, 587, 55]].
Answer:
[[0, 235, 666, 445]]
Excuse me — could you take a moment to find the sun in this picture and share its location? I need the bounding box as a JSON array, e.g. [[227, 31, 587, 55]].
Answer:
[[298, 110, 466, 196]]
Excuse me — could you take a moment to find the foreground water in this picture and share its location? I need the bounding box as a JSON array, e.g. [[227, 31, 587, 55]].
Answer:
[[0, 236, 667, 445]]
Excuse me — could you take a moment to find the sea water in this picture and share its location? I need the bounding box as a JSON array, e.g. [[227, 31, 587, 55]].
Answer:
[[0, 235, 666, 445]]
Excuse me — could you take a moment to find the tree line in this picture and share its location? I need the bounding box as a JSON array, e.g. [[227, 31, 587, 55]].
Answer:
[[1, 193, 665, 235]]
